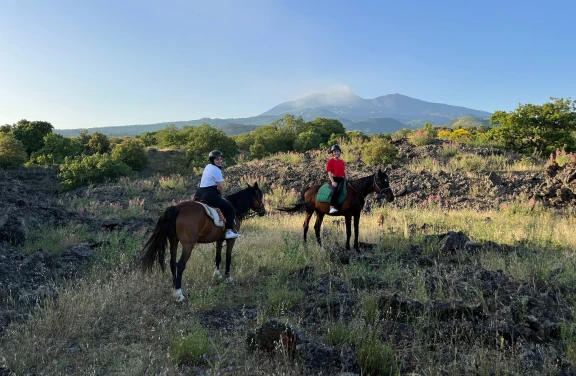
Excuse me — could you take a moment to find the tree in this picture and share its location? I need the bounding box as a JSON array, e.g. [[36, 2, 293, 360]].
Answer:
[[185, 123, 239, 168], [489, 97, 576, 154], [77, 129, 91, 151], [361, 139, 399, 166], [0, 124, 12, 135], [29, 133, 83, 165], [58, 153, 132, 190], [87, 132, 111, 154], [294, 130, 324, 153], [112, 138, 148, 171], [137, 131, 158, 147], [156, 124, 189, 149], [11, 119, 54, 155], [0, 133, 28, 169]]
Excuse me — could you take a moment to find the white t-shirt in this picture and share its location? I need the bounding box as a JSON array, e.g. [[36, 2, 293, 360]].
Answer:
[[199, 164, 224, 187]]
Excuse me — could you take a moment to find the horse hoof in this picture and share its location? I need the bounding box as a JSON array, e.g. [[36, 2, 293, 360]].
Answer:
[[174, 289, 185, 302], [225, 276, 233, 284], [213, 269, 223, 280]]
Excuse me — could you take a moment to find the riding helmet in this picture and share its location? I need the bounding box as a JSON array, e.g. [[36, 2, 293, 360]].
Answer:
[[209, 150, 223, 163], [330, 144, 342, 153]]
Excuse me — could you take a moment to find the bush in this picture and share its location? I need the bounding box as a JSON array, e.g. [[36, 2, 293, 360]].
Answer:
[[111, 138, 148, 171], [361, 139, 398, 166], [408, 129, 434, 146], [28, 133, 83, 165], [87, 132, 111, 154], [58, 153, 132, 189], [0, 133, 28, 169]]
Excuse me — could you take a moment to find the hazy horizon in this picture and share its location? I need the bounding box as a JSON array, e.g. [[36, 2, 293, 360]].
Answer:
[[1, 0, 574, 130]]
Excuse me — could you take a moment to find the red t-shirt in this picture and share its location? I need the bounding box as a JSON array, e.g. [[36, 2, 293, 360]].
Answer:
[[326, 158, 346, 177]]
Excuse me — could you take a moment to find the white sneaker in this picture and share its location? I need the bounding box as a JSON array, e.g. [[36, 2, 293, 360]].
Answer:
[[225, 230, 242, 239], [329, 207, 338, 214]]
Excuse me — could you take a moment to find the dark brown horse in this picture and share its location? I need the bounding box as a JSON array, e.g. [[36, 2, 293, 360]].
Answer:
[[278, 169, 394, 251], [141, 183, 265, 302]]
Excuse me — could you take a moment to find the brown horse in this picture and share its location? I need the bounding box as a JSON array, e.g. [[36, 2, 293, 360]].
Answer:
[[278, 169, 394, 251], [140, 182, 265, 302]]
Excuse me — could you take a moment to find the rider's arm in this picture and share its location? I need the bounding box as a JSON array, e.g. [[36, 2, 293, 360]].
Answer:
[[328, 171, 335, 184], [216, 181, 225, 196]]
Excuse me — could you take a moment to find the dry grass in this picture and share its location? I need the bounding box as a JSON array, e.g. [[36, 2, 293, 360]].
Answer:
[[2, 199, 576, 375]]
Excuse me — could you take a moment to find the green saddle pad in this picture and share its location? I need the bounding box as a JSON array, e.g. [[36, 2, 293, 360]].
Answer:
[[317, 183, 347, 204]]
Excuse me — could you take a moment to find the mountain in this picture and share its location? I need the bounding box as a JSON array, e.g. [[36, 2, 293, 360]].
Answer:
[[261, 93, 491, 123], [55, 92, 491, 137]]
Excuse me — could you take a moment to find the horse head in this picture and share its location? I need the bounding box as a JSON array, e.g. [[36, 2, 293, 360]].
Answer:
[[248, 182, 266, 216], [374, 168, 395, 203]]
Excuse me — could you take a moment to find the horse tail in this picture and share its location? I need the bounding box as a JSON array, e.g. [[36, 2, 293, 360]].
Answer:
[[141, 205, 179, 272], [276, 186, 309, 212], [276, 202, 306, 212]]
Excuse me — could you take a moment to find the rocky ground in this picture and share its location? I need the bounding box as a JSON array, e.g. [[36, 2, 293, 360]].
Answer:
[[1, 139, 576, 374]]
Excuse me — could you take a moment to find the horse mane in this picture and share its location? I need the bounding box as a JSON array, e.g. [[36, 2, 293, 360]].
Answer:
[[347, 174, 373, 195], [226, 186, 257, 219]]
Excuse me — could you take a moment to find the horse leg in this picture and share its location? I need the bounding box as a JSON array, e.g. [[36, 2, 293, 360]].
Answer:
[[313, 212, 325, 247], [303, 210, 313, 243], [174, 240, 196, 302], [353, 213, 360, 252], [213, 240, 224, 281], [169, 237, 179, 289], [224, 239, 235, 283], [345, 215, 352, 250]]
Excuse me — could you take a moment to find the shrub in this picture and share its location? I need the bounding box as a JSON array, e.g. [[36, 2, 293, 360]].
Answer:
[[111, 138, 148, 171], [450, 128, 472, 140], [438, 141, 460, 158], [0, 133, 28, 169], [58, 153, 132, 189], [449, 153, 487, 171], [408, 129, 434, 146], [28, 133, 83, 165], [437, 129, 452, 139], [361, 139, 399, 166], [87, 132, 111, 154], [170, 324, 212, 365]]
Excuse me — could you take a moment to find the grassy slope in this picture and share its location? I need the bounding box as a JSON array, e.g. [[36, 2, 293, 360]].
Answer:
[[2, 155, 576, 375]]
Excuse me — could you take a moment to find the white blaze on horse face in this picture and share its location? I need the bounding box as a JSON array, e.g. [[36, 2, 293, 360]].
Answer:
[[174, 289, 185, 302], [213, 268, 223, 280]]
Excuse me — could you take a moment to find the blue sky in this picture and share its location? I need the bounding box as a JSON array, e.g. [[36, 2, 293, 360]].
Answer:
[[1, 0, 574, 130]]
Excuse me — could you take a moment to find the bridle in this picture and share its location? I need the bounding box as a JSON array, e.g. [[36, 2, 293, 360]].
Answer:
[[373, 173, 392, 195], [238, 191, 265, 220]]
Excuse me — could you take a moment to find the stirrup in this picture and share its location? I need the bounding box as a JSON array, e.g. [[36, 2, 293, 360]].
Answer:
[[329, 207, 338, 214]]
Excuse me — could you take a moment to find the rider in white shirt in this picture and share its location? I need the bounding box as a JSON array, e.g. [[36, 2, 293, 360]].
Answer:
[[194, 150, 241, 239]]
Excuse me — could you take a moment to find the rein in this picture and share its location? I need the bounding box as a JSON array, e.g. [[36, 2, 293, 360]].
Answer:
[[347, 173, 391, 201]]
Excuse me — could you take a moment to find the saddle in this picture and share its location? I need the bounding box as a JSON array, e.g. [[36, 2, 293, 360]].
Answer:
[[316, 182, 347, 204], [193, 198, 226, 227]]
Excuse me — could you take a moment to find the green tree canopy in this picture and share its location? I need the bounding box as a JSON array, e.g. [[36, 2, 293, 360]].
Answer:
[[29, 133, 84, 165], [111, 138, 148, 171], [11, 119, 54, 155], [58, 153, 132, 190], [137, 131, 158, 147], [87, 132, 111, 154], [185, 123, 239, 168], [294, 130, 325, 153], [489, 97, 576, 154], [156, 124, 191, 149], [0, 133, 28, 169]]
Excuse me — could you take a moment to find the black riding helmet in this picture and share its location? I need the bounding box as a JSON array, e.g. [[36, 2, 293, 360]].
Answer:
[[209, 150, 223, 164], [330, 144, 342, 153]]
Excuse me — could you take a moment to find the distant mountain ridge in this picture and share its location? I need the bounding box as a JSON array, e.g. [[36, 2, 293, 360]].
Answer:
[[55, 92, 491, 137]]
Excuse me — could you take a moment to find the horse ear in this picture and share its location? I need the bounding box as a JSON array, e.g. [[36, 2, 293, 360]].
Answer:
[[253, 182, 259, 189], [378, 168, 382, 174]]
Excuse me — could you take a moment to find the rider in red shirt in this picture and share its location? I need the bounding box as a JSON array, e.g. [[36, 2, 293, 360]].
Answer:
[[326, 144, 347, 214]]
